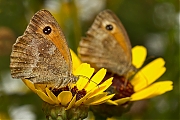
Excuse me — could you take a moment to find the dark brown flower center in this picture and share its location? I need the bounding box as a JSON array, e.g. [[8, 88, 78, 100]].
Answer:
[[102, 72, 135, 100], [51, 86, 69, 96], [51, 86, 86, 101], [71, 86, 87, 101]]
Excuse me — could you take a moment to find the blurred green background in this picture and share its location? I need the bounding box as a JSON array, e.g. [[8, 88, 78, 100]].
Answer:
[[0, 0, 179, 119]]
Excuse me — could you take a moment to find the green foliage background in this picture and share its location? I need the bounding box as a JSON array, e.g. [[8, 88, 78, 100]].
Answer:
[[0, 0, 179, 119]]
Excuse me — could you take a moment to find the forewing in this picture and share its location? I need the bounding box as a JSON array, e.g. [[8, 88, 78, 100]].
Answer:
[[79, 10, 132, 75], [10, 10, 73, 86], [10, 33, 70, 85], [25, 9, 72, 73]]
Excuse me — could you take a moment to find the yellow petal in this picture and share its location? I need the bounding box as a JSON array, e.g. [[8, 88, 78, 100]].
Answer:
[[75, 92, 91, 106], [88, 77, 113, 98], [70, 49, 81, 73], [46, 88, 59, 104], [89, 94, 115, 105], [145, 81, 173, 99], [74, 63, 94, 90], [75, 77, 89, 91], [131, 81, 173, 101], [66, 95, 76, 110], [74, 63, 94, 78], [130, 72, 146, 92], [76, 77, 89, 90], [132, 46, 147, 68], [88, 86, 106, 98], [58, 91, 72, 106], [113, 97, 131, 105], [22, 79, 36, 93], [84, 93, 107, 105], [35, 89, 54, 104], [34, 84, 47, 92], [106, 100, 118, 105], [131, 88, 156, 101], [131, 58, 166, 92], [84, 68, 106, 92]]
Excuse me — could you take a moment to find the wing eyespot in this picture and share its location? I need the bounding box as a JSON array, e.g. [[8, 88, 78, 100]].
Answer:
[[43, 26, 52, 35], [105, 24, 113, 31]]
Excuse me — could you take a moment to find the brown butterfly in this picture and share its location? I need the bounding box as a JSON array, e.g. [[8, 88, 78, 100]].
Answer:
[[10, 9, 77, 88], [79, 9, 136, 77]]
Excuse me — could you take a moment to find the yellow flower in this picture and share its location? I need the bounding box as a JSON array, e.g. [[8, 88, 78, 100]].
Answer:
[[22, 50, 114, 110], [70, 49, 82, 73], [107, 46, 173, 105]]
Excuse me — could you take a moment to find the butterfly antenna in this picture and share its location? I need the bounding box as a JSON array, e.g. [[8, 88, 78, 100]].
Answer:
[[77, 75, 99, 87]]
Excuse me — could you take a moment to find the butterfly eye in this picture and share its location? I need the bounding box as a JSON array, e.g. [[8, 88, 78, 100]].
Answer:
[[105, 24, 113, 31], [43, 26, 52, 35]]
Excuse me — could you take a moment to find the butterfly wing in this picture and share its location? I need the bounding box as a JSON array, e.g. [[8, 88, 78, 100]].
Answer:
[[10, 10, 74, 87], [79, 10, 132, 76]]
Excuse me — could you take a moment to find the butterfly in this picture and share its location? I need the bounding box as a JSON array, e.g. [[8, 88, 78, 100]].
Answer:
[[79, 9, 136, 78], [10, 9, 77, 88]]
